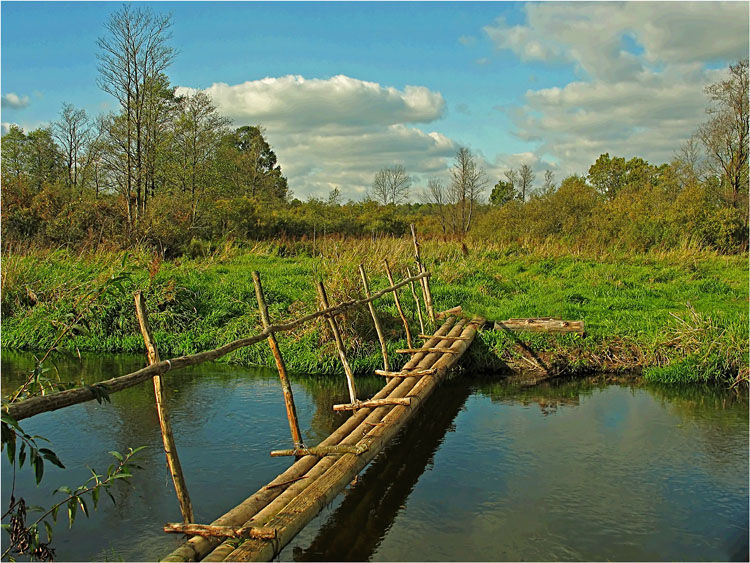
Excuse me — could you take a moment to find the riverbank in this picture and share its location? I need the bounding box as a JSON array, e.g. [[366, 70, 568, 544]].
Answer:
[[1, 239, 747, 386]]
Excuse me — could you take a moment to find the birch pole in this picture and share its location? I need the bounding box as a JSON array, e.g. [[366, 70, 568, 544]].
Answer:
[[358, 265, 390, 372]]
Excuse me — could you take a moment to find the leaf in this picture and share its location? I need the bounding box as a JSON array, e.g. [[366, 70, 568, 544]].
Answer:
[[34, 455, 44, 484], [109, 450, 123, 462], [54, 485, 72, 496], [51, 504, 59, 522], [67, 498, 77, 528], [1, 413, 21, 431], [19, 442, 26, 468], [77, 497, 89, 518], [5, 430, 15, 464], [92, 485, 100, 510], [39, 448, 65, 469], [43, 520, 53, 543]]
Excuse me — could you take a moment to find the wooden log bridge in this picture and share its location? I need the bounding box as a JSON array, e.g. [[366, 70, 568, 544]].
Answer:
[[162, 314, 484, 562]]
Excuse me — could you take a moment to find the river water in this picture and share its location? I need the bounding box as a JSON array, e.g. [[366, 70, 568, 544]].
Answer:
[[1, 351, 747, 561]]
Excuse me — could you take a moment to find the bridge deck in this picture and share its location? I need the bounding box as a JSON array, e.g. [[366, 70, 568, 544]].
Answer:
[[163, 315, 484, 562]]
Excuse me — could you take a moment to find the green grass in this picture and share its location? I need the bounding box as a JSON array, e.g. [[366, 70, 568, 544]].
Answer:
[[1, 239, 747, 386]]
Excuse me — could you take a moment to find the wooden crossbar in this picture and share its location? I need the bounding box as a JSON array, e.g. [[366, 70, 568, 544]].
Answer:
[[436, 305, 462, 319], [269, 444, 368, 457], [395, 347, 459, 354], [332, 397, 412, 411], [417, 334, 471, 341], [374, 368, 437, 378], [163, 523, 277, 540]]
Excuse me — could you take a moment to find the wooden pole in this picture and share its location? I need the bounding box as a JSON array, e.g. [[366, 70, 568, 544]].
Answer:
[[7, 271, 431, 422], [358, 264, 390, 372], [133, 291, 194, 524], [405, 266, 425, 335], [316, 281, 357, 405], [383, 259, 412, 349], [252, 272, 303, 448], [410, 224, 435, 323]]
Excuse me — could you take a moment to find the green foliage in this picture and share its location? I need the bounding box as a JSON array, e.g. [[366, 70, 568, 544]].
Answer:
[[489, 180, 516, 206]]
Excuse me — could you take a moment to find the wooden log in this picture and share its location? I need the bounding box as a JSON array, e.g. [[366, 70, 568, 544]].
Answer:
[[134, 292, 194, 525], [405, 266, 425, 335], [316, 281, 357, 405], [221, 317, 485, 562], [395, 347, 459, 355], [163, 317, 458, 563], [359, 264, 390, 372], [494, 318, 585, 335], [332, 397, 412, 411], [252, 272, 303, 448], [163, 523, 277, 540], [410, 224, 435, 323], [7, 271, 431, 423], [383, 259, 412, 349], [417, 334, 470, 341], [436, 305, 462, 319], [373, 368, 437, 378], [270, 444, 367, 457]]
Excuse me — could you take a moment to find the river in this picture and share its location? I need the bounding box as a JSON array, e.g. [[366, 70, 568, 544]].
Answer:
[[1, 351, 747, 561]]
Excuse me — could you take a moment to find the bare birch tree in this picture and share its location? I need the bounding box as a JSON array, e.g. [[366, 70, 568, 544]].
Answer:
[[370, 164, 411, 204], [449, 147, 487, 233], [53, 103, 91, 193]]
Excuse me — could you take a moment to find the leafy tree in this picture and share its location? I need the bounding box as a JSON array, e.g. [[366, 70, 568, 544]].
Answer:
[[216, 126, 289, 201], [518, 163, 535, 201], [489, 179, 516, 206], [1, 125, 28, 180], [370, 164, 411, 205], [697, 58, 749, 208], [25, 128, 63, 191]]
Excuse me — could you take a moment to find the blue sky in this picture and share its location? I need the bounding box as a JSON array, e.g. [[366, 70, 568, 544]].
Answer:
[[2, 2, 748, 200]]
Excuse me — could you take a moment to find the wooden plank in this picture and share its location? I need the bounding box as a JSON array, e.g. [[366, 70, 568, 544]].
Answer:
[[410, 224, 435, 323], [494, 318, 584, 334], [270, 445, 367, 457], [384, 259, 413, 349], [373, 368, 437, 378], [332, 397, 412, 411], [316, 281, 358, 405], [163, 523, 276, 540], [359, 264, 390, 372], [395, 347, 459, 355], [134, 292, 194, 525], [253, 272, 303, 448], [417, 334, 470, 341], [405, 266, 425, 334], [436, 305, 462, 319]]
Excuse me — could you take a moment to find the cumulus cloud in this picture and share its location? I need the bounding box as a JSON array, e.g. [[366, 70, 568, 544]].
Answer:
[[182, 75, 455, 199], [483, 2, 749, 175], [2, 93, 30, 109]]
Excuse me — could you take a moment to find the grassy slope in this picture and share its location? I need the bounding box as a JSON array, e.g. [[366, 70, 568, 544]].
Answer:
[[1, 240, 747, 385]]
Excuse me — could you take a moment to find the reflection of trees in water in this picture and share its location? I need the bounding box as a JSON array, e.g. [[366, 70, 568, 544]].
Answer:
[[292, 379, 472, 562], [475, 376, 594, 416]]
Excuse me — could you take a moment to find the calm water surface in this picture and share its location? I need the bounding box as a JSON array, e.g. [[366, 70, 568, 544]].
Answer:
[[1, 351, 747, 561]]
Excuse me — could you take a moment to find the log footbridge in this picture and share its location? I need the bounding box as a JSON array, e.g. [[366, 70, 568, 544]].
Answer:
[[3, 228, 583, 562]]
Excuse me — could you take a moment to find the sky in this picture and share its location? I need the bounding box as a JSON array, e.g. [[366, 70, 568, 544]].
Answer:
[[1, 1, 748, 201]]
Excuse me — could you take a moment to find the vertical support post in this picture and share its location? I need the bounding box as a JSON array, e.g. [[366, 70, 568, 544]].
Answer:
[[405, 266, 425, 335], [410, 224, 435, 323], [383, 259, 413, 349], [315, 281, 358, 405], [358, 264, 390, 372], [134, 291, 194, 524], [252, 272, 303, 448]]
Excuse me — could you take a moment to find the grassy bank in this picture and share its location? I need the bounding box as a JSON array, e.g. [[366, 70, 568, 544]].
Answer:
[[1, 238, 747, 386]]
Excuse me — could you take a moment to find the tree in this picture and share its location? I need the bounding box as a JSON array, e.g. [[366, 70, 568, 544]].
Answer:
[[169, 90, 228, 223], [504, 169, 519, 197], [490, 180, 516, 206], [588, 153, 626, 199], [1, 125, 28, 180], [97, 4, 175, 224], [25, 128, 62, 191], [216, 126, 289, 201], [421, 177, 451, 233], [370, 164, 411, 205], [53, 103, 91, 192], [449, 147, 487, 233], [697, 59, 749, 208], [542, 169, 555, 194], [518, 163, 535, 201]]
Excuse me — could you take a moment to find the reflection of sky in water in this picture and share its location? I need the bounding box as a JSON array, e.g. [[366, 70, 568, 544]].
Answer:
[[2, 352, 747, 562]]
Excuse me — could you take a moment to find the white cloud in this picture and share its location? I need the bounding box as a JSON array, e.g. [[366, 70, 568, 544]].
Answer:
[[483, 2, 749, 176], [1, 122, 15, 135], [181, 75, 455, 199], [1, 93, 30, 109]]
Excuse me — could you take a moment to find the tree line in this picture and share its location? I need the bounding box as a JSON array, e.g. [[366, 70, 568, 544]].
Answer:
[[1, 5, 747, 255]]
